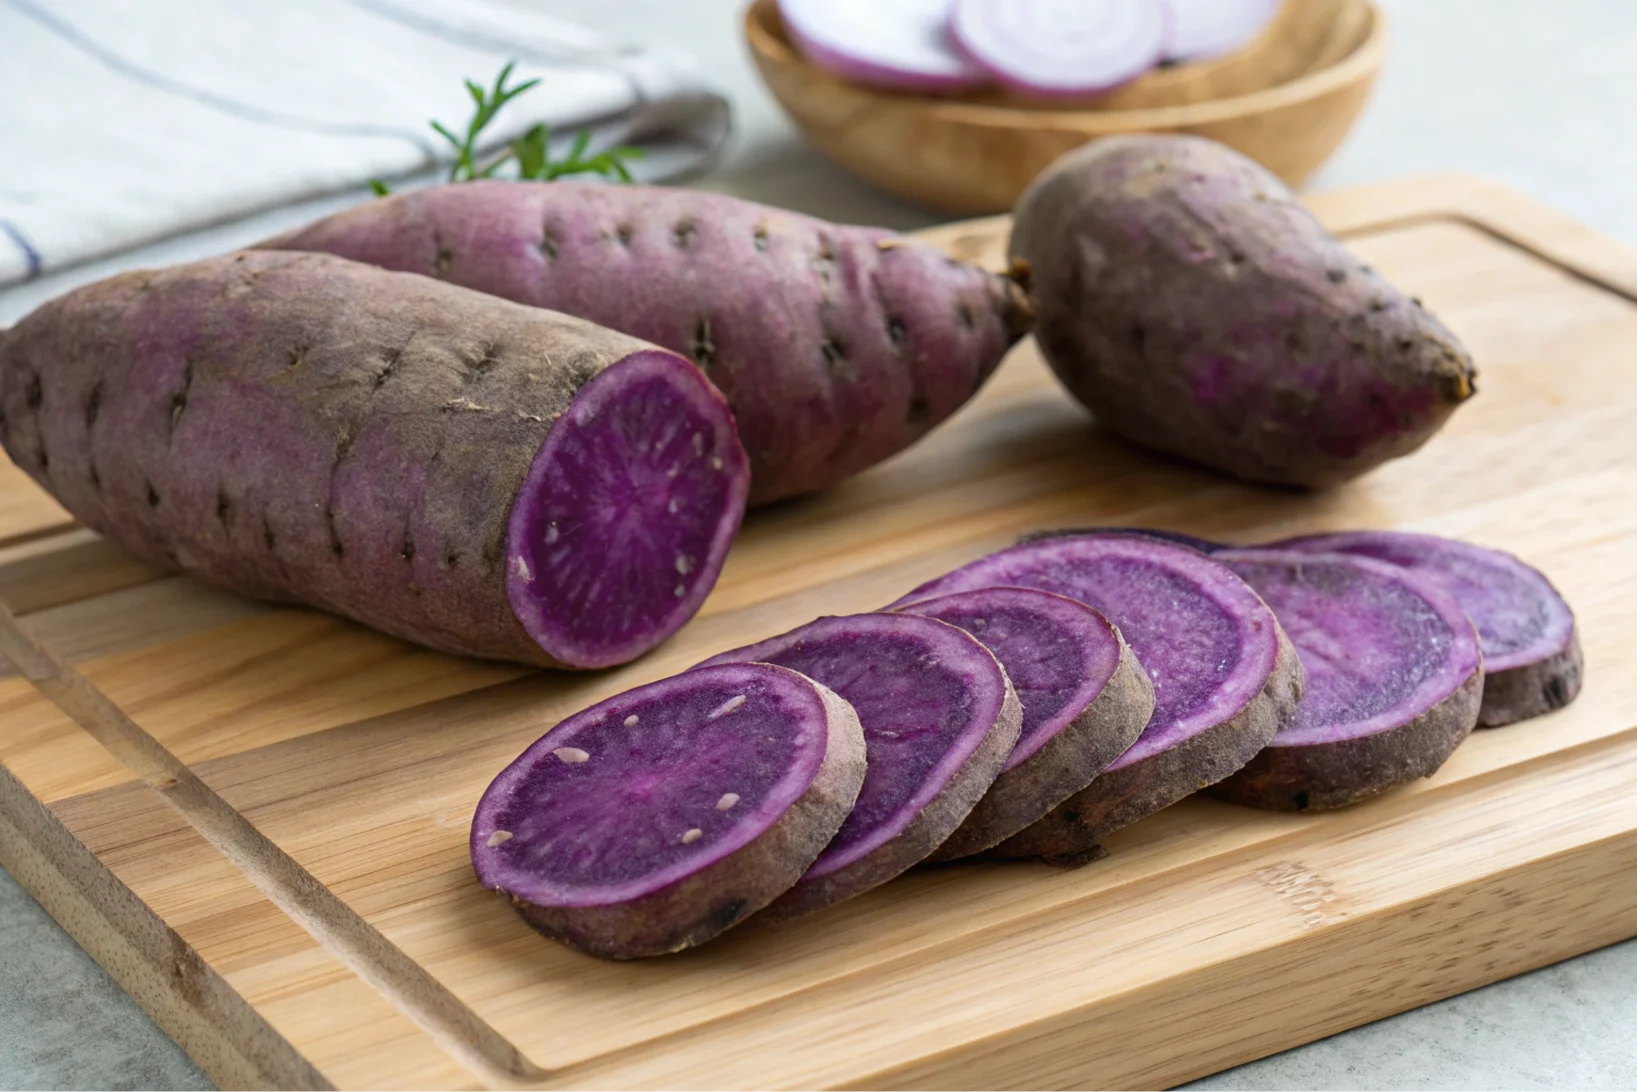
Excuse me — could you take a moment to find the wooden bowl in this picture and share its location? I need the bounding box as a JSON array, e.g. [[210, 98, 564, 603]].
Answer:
[[745, 0, 1387, 215]]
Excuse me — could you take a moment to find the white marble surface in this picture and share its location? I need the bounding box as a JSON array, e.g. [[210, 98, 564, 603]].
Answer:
[[3, 1, 1636, 1088]]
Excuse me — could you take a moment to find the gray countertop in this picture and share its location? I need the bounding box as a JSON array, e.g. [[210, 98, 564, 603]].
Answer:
[[3, 1, 1636, 1088]]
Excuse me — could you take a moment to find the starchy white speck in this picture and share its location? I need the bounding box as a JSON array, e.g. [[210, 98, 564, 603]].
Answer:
[[553, 747, 589, 764], [708, 694, 747, 719]]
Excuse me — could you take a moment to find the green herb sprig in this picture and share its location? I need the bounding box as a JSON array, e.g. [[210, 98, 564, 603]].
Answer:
[[370, 61, 643, 196]]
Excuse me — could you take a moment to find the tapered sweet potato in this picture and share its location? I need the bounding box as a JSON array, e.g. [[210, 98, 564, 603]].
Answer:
[[697, 612, 1021, 918], [896, 587, 1154, 859], [0, 251, 748, 668], [472, 662, 866, 959], [1210, 549, 1483, 810], [260, 181, 1033, 504], [892, 532, 1302, 858], [1274, 531, 1581, 727], [1010, 135, 1477, 488]]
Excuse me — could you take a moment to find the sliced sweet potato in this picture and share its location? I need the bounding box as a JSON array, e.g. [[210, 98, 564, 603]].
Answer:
[[697, 612, 1021, 918], [1274, 530, 1581, 726], [896, 587, 1154, 859], [1210, 548, 1483, 810], [892, 532, 1302, 858], [471, 662, 866, 959]]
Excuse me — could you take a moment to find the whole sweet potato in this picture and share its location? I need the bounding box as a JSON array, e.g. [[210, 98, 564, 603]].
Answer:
[[0, 251, 748, 669], [1010, 135, 1477, 488], [261, 181, 1033, 505]]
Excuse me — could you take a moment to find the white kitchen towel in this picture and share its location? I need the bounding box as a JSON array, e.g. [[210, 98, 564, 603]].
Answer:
[[0, 0, 731, 288]]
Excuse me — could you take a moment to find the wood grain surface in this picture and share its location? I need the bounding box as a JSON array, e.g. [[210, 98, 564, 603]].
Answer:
[[0, 175, 1632, 1090]]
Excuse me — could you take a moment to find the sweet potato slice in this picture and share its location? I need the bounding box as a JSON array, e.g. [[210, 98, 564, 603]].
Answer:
[[1274, 530, 1581, 726], [698, 613, 1021, 918], [896, 587, 1154, 859], [471, 663, 865, 959], [892, 533, 1301, 858], [1210, 549, 1482, 809]]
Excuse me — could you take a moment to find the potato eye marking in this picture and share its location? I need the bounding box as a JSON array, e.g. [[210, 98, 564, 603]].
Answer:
[[23, 372, 43, 412], [539, 228, 560, 260], [553, 747, 590, 764], [434, 244, 454, 277], [146, 482, 161, 508], [689, 317, 716, 370], [716, 792, 740, 811], [906, 396, 930, 426], [84, 382, 102, 428], [956, 303, 975, 329], [615, 223, 633, 247], [708, 694, 746, 719], [216, 492, 232, 525], [1326, 267, 1347, 283], [400, 537, 416, 561], [681, 828, 703, 844], [886, 316, 907, 348], [485, 831, 513, 848], [753, 224, 770, 251], [673, 220, 697, 248], [675, 554, 694, 575]]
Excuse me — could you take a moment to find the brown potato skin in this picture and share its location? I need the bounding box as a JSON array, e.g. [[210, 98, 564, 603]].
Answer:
[[1479, 628, 1584, 728], [925, 633, 1154, 861], [518, 683, 867, 959], [1208, 664, 1482, 811], [987, 624, 1303, 859], [1009, 135, 1477, 488]]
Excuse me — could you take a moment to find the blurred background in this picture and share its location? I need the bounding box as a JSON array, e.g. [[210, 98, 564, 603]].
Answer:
[[2, 1, 1635, 1088]]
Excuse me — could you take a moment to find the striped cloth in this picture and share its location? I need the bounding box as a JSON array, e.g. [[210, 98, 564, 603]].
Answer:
[[0, 0, 730, 293]]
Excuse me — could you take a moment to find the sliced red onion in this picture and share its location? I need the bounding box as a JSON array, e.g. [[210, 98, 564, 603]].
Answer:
[[950, 0, 1165, 97], [778, 0, 989, 93], [1160, 0, 1282, 62]]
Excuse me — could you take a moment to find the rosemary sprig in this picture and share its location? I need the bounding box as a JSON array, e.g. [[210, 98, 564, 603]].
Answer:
[[370, 61, 643, 196]]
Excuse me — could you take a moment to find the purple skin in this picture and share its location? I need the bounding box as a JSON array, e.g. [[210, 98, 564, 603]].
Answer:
[[696, 612, 1021, 919], [891, 533, 1302, 858], [0, 251, 748, 669], [1022, 525, 1224, 554], [1272, 531, 1581, 727], [1009, 135, 1476, 488], [897, 587, 1155, 860], [1209, 549, 1483, 811], [259, 181, 1032, 506], [472, 663, 866, 959]]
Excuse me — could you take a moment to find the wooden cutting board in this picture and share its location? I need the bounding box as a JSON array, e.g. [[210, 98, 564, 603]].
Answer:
[[1, 175, 1634, 1091]]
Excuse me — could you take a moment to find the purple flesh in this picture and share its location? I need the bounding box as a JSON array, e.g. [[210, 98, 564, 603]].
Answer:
[[472, 664, 832, 908], [1216, 550, 1481, 745], [698, 613, 1011, 880], [1273, 531, 1580, 726], [779, 0, 989, 92], [900, 587, 1122, 771], [892, 534, 1280, 771], [1160, 0, 1281, 61], [950, 0, 1164, 96], [507, 352, 747, 668]]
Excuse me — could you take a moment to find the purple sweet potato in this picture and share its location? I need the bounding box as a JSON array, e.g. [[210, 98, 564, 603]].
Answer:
[[0, 251, 749, 668], [259, 181, 1033, 505], [1209, 549, 1483, 810], [896, 587, 1154, 859], [891, 532, 1302, 858], [1273, 531, 1581, 726], [1009, 135, 1477, 488], [697, 612, 1021, 919], [471, 662, 866, 959]]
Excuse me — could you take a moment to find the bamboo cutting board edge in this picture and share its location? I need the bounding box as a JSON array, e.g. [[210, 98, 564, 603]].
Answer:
[[0, 173, 1633, 1090]]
